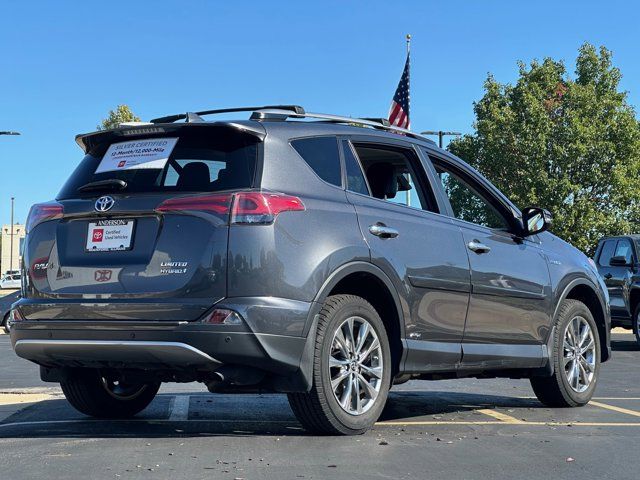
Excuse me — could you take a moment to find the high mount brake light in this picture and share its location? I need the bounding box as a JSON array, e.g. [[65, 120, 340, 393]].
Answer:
[[156, 192, 305, 225], [26, 202, 64, 233]]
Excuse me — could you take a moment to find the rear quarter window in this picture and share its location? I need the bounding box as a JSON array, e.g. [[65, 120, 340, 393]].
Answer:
[[291, 137, 342, 187]]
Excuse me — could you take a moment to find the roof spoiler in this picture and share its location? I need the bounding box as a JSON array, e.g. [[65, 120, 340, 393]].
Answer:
[[75, 121, 266, 153]]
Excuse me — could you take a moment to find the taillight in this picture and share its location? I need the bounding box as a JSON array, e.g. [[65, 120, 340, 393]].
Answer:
[[231, 192, 305, 224], [26, 201, 63, 233], [156, 192, 304, 225]]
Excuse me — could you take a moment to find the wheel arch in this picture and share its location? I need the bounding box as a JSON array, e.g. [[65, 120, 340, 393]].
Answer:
[[303, 261, 406, 378], [557, 278, 610, 362]]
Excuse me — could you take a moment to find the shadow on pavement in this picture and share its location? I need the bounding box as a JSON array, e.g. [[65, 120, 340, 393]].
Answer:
[[380, 390, 540, 421], [0, 390, 545, 439], [611, 338, 640, 352]]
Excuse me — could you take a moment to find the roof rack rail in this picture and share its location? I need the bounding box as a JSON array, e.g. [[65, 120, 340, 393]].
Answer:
[[150, 105, 305, 124], [149, 105, 435, 145], [250, 109, 436, 144]]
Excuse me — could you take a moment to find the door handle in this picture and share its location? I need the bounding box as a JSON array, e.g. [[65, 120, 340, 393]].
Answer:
[[369, 223, 399, 238], [604, 273, 613, 279], [467, 240, 491, 254]]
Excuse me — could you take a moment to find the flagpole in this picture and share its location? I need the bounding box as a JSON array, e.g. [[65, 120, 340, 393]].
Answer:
[[405, 34, 411, 207]]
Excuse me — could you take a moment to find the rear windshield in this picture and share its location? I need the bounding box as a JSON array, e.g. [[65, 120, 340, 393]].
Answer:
[[58, 128, 260, 198]]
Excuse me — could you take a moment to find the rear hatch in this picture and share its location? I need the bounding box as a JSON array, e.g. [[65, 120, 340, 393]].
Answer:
[[21, 123, 264, 321]]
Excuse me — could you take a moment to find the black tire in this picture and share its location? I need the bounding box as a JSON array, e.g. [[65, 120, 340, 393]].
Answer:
[[530, 299, 600, 407], [632, 304, 640, 348], [287, 294, 392, 435], [61, 370, 160, 418]]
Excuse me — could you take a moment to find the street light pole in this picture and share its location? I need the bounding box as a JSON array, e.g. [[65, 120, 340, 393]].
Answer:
[[9, 197, 14, 274], [420, 130, 462, 149], [1, 131, 20, 274]]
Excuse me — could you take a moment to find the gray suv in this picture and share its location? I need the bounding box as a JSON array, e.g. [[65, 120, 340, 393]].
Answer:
[[10, 105, 611, 435]]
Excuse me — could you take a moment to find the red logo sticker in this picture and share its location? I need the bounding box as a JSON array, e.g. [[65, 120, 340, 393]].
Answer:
[[94, 269, 112, 282], [92, 229, 104, 242], [117, 160, 126, 168]]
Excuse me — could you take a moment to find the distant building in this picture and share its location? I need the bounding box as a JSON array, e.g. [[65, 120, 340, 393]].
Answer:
[[1, 224, 25, 275]]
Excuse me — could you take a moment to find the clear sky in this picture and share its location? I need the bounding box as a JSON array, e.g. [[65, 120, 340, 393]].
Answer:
[[1, 1, 638, 226]]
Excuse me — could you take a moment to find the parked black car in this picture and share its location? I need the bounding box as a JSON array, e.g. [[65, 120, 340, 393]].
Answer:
[[10, 105, 611, 435], [1, 291, 19, 333], [593, 235, 640, 345]]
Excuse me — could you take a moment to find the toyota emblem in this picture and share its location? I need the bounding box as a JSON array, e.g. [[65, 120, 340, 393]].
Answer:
[[95, 196, 115, 212]]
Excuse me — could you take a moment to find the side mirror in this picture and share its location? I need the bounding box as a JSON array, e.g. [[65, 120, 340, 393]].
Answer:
[[521, 207, 552, 236], [610, 255, 631, 267]]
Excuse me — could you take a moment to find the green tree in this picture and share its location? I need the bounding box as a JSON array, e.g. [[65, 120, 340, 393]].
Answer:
[[449, 44, 640, 255], [97, 105, 141, 130]]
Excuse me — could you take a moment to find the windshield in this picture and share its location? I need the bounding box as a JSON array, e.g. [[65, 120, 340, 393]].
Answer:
[[58, 128, 260, 199]]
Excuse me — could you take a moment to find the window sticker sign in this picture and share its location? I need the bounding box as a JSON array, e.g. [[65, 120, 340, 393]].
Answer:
[[95, 137, 178, 174]]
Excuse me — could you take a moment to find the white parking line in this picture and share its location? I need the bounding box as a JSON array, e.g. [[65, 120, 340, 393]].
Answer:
[[168, 395, 190, 421]]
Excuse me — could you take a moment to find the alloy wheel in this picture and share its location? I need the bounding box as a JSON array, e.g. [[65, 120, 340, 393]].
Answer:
[[329, 316, 383, 415], [562, 316, 596, 393]]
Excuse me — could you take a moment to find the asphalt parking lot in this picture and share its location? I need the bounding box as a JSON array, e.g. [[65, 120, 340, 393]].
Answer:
[[1, 328, 640, 480]]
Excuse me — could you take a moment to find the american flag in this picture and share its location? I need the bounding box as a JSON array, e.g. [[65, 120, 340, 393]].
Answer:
[[388, 52, 410, 129]]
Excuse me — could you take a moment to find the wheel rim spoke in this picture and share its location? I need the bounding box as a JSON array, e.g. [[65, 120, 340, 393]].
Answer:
[[329, 356, 350, 368], [360, 337, 380, 363], [339, 373, 354, 409], [357, 373, 379, 403], [353, 374, 362, 414], [360, 364, 383, 379], [344, 318, 356, 353], [355, 322, 370, 354], [580, 338, 594, 355], [334, 329, 350, 358], [331, 370, 350, 390]]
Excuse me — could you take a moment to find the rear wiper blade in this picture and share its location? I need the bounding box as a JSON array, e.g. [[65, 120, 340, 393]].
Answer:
[[78, 179, 127, 192]]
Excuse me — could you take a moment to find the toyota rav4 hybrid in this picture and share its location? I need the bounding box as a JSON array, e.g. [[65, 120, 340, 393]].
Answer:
[[9, 105, 611, 435]]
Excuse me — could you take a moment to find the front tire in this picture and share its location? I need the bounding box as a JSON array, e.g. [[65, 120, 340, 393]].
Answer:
[[530, 299, 600, 407], [288, 294, 392, 435], [61, 370, 160, 418]]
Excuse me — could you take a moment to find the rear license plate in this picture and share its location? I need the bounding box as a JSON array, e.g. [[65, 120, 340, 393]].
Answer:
[[86, 219, 135, 252]]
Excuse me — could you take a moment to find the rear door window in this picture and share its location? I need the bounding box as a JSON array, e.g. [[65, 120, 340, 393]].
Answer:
[[58, 128, 260, 198], [291, 137, 342, 187], [351, 143, 438, 212]]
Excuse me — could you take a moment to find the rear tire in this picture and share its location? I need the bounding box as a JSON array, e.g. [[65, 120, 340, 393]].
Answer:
[[530, 299, 600, 407], [61, 370, 160, 418], [632, 304, 640, 348], [287, 294, 392, 435]]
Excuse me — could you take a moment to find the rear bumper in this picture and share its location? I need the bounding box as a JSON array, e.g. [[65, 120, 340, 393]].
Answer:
[[14, 339, 222, 368], [9, 296, 317, 391], [10, 321, 307, 374]]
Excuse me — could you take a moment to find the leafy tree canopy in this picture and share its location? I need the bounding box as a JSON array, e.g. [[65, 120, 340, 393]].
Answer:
[[449, 43, 640, 255], [97, 105, 141, 130]]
